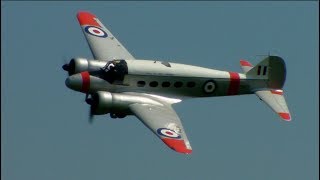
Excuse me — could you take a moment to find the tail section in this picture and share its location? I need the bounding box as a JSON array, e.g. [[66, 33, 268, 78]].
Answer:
[[239, 56, 291, 121], [246, 56, 287, 89]]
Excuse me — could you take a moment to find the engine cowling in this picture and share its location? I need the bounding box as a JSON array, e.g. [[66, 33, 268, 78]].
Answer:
[[89, 92, 163, 117], [62, 58, 106, 75]]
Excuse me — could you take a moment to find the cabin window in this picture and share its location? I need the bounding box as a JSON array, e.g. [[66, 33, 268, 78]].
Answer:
[[174, 82, 183, 88], [149, 81, 158, 87], [162, 81, 170, 87], [187, 82, 196, 88], [137, 81, 146, 87]]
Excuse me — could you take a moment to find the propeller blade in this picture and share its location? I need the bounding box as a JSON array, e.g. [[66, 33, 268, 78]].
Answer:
[[61, 58, 75, 75], [62, 64, 69, 71], [89, 107, 94, 124], [86, 94, 95, 124], [85, 95, 93, 105]]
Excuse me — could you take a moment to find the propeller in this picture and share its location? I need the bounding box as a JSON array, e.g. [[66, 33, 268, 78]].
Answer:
[[85, 94, 97, 124], [62, 58, 75, 76], [89, 106, 94, 124]]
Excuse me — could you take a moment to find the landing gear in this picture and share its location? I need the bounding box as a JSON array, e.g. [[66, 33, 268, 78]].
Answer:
[[110, 113, 117, 119], [110, 113, 126, 119], [116, 114, 126, 118]]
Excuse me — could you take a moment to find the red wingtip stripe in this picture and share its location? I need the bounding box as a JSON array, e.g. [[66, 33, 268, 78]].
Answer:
[[271, 89, 284, 95], [240, 60, 253, 67], [77, 11, 100, 27], [278, 112, 291, 121], [227, 72, 240, 95], [162, 138, 192, 154], [80, 71, 90, 93]]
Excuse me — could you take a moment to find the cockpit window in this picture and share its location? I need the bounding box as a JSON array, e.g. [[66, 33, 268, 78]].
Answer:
[[100, 60, 128, 84], [102, 61, 115, 72]]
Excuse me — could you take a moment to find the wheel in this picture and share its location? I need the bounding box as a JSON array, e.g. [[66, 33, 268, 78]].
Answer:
[[116, 114, 126, 118], [110, 113, 117, 119]]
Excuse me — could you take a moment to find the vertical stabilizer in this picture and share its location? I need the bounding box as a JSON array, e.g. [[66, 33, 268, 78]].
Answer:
[[246, 56, 286, 89]]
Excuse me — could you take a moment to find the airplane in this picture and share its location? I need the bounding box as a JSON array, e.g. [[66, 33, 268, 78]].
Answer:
[[62, 11, 291, 154]]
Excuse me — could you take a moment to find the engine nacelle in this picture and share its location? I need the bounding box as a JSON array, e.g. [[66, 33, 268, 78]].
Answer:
[[64, 58, 106, 75], [66, 58, 88, 75], [90, 92, 162, 117]]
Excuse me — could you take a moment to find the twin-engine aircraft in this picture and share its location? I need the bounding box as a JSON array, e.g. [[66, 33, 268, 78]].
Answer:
[[63, 12, 291, 154]]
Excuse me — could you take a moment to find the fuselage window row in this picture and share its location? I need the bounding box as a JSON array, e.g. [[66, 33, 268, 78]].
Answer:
[[136, 81, 196, 88]]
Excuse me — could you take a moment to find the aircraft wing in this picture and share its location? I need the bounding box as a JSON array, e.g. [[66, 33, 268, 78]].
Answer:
[[129, 102, 192, 154], [77, 11, 135, 61]]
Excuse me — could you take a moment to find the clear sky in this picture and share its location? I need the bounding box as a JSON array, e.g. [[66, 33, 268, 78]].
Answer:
[[1, 1, 318, 180]]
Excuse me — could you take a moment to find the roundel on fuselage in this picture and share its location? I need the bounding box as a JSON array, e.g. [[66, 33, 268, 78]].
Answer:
[[203, 80, 216, 94]]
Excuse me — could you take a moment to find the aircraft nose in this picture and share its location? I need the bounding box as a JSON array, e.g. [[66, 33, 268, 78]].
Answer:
[[65, 74, 82, 91], [65, 71, 91, 93]]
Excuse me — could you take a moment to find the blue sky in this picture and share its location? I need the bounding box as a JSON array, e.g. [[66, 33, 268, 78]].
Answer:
[[2, 1, 318, 180]]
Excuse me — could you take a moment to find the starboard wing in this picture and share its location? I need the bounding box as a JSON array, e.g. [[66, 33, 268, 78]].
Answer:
[[77, 11, 135, 61], [129, 103, 192, 154]]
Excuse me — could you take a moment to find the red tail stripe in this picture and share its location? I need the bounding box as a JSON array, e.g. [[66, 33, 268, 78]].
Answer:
[[80, 71, 90, 93], [227, 72, 240, 95], [77, 11, 101, 27]]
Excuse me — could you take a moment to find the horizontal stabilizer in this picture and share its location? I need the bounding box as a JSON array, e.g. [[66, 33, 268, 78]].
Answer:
[[255, 89, 291, 121]]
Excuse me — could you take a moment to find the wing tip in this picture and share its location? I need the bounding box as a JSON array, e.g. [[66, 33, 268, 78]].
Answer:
[[240, 59, 253, 67], [77, 11, 100, 27], [278, 112, 291, 121], [162, 138, 192, 154]]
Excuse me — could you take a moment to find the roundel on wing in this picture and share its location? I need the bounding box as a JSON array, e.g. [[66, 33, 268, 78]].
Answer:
[[84, 26, 108, 38], [157, 128, 181, 139], [203, 80, 216, 94]]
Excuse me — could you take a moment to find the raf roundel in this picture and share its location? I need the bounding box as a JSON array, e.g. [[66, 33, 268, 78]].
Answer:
[[157, 128, 181, 139], [84, 26, 108, 38], [203, 80, 216, 94]]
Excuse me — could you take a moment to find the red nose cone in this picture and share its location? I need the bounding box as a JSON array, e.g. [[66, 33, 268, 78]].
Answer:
[[65, 72, 90, 93], [65, 74, 82, 90]]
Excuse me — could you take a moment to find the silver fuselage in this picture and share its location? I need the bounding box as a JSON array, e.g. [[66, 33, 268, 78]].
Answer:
[[65, 59, 261, 99]]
